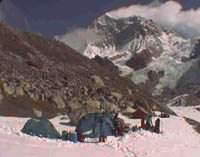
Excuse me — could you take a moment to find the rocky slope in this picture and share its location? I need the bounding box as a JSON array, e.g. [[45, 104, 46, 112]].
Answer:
[[0, 21, 175, 124], [83, 14, 200, 98]]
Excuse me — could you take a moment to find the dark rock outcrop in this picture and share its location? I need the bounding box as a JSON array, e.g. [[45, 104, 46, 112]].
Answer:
[[93, 55, 119, 73]]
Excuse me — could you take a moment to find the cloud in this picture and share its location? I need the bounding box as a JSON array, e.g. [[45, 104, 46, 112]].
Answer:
[[107, 1, 200, 38], [55, 28, 102, 53]]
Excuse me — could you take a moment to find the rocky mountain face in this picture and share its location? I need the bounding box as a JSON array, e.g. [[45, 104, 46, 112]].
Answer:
[[0, 21, 175, 124], [92, 55, 120, 73], [83, 14, 200, 100]]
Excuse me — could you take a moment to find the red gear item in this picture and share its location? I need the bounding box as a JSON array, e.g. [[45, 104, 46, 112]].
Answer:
[[117, 126, 123, 136], [78, 133, 85, 142], [99, 136, 106, 142]]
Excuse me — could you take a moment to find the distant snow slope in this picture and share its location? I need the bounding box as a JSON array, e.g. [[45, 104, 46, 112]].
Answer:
[[0, 107, 200, 157], [170, 105, 200, 122]]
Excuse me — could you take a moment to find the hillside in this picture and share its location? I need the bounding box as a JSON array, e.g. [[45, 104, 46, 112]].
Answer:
[[0, 21, 175, 123]]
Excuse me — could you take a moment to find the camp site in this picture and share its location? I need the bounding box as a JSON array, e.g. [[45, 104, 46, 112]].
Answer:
[[1, 104, 200, 157], [1, 0, 200, 157]]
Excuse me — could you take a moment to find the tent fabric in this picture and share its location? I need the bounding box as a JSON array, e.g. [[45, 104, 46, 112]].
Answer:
[[21, 118, 61, 139], [132, 108, 149, 119], [76, 113, 115, 138]]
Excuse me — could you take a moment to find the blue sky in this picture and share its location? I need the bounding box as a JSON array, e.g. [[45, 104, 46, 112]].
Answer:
[[1, 0, 200, 36]]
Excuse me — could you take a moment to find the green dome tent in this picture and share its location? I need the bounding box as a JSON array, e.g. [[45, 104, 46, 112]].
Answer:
[[21, 118, 61, 139]]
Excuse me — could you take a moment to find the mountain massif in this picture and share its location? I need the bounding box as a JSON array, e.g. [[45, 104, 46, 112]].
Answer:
[[83, 14, 200, 104]]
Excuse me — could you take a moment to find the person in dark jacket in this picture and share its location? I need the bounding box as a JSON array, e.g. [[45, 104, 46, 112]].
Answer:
[[140, 117, 146, 129], [113, 113, 123, 136], [154, 118, 161, 133], [94, 112, 115, 142]]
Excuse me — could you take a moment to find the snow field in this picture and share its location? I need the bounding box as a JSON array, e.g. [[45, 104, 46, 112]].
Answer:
[[0, 107, 200, 157]]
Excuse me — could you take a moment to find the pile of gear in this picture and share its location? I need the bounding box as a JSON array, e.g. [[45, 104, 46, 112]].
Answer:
[[139, 116, 161, 133]]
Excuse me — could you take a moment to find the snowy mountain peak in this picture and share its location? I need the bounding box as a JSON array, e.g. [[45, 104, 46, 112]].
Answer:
[[85, 14, 190, 60], [90, 14, 164, 36], [84, 13, 200, 96]]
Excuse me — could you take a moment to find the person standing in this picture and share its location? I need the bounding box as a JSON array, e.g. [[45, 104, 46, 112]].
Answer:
[[145, 115, 153, 131], [94, 112, 115, 142], [113, 113, 123, 136], [154, 118, 161, 133], [141, 117, 146, 129]]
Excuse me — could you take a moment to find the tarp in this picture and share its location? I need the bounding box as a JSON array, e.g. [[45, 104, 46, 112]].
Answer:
[[132, 108, 149, 119]]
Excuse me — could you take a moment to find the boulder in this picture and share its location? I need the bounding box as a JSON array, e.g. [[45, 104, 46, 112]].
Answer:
[[91, 75, 105, 87], [15, 87, 24, 96], [123, 106, 136, 115], [85, 99, 101, 109], [69, 108, 87, 125], [110, 92, 122, 101], [83, 86, 88, 95], [2, 83, 15, 95], [127, 88, 133, 95], [51, 95, 66, 109], [32, 108, 43, 117], [102, 101, 120, 112], [67, 99, 82, 112]]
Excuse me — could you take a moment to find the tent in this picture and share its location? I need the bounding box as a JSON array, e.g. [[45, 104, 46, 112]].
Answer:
[[132, 107, 149, 119], [21, 118, 61, 139], [76, 113, 115, 138]]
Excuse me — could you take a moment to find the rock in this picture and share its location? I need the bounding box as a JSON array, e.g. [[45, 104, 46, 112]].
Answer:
[[110, 92, 122, 101], [102, 101, 120, 112], [186, 94, 200, 106], [28, 92, 35, 99], [96, 87, 110, 96], [39, 94, 45, 101], [0, 88, 3, 102], [91, 75, 105, 87], [67, 99, 82, 112], [21, 82, 30, 90], [85, 99, 101, 109], [83, 86, 88, 95], [15, 87, 24, 96], [107, 96, 116, 103], [2, 83, 15, 95], [127, 88, 132, 95], [32, 108, 42, 117], [69, 108, 87, 125], [122, 106, 136, 115], [51, 95, 66, 109]]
